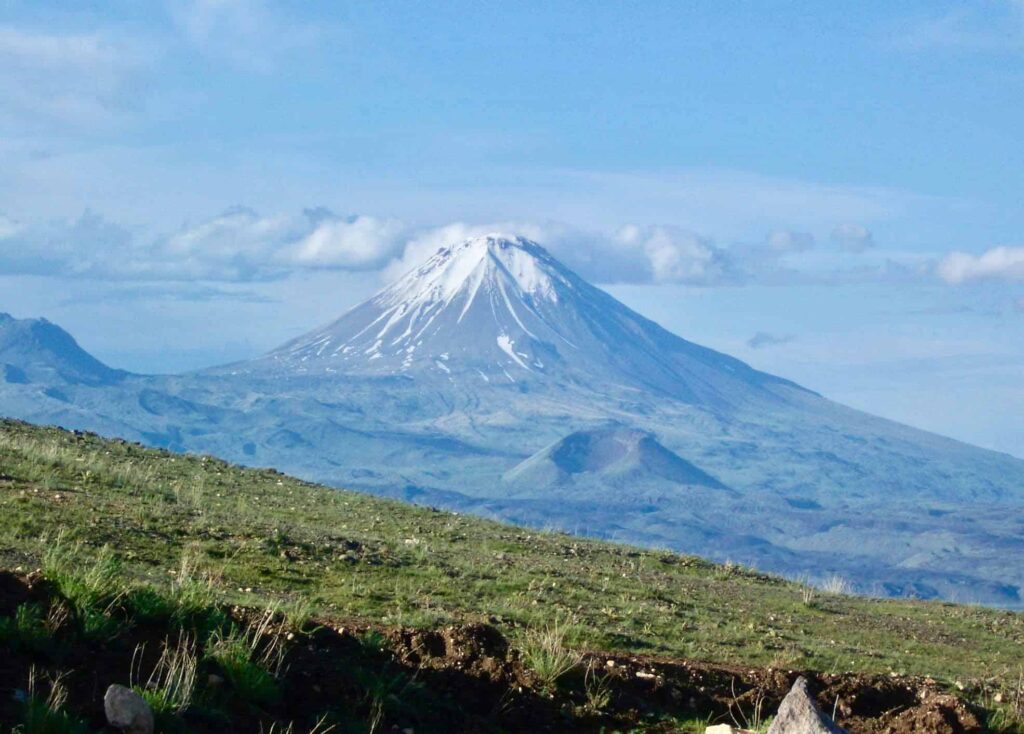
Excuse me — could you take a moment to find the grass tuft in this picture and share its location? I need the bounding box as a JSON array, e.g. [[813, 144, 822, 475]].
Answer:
[[0, 603, 51, 655], [41, 535, 122, 640], [134, 634, 199, 720], [206, 608, 284, 707], [15, 668, 89, 734], [520, 621, 583, 690]]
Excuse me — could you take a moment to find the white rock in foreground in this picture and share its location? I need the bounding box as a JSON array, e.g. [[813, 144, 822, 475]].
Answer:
[[766, 677, 846, 734], [103, 684, 154, 734]]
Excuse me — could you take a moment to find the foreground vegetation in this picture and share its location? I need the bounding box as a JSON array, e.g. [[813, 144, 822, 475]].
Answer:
[[1, 419, 1023, 731]]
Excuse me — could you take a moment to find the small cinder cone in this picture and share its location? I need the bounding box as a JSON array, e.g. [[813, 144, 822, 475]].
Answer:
[[766, 677, 847, 734]]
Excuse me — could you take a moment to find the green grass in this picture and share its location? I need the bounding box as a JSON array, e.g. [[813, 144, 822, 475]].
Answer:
[[135, 634, 199, 722], [41, 537, 122, 641], [205, 610, 283, 707], [520, 621, 584, 690], [0, 603, 51, 655], [15, 671, 90, 734], [16, 696, 90, 734], [1, 418, 1023, 686]]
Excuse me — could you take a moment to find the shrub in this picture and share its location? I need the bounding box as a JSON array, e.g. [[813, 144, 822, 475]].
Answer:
[[280, 596, 316, 636], [124, 586, 175, 623], [520, 621, 583, 690], [583, 663, 612, 712], [205, 609, 283, 706], [821, 574, 852, 596]]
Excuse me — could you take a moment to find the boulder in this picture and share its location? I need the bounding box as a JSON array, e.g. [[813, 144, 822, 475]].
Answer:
[[103, 684, 154, 734], [766, 677, 847, 734]]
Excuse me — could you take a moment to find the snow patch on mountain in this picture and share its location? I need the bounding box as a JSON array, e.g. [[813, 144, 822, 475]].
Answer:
[[254, 234, 804, 408]]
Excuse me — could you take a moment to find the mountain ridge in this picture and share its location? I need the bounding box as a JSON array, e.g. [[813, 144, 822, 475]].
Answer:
[[1, 236, 1023, 605], [0, 312, 126, 387]]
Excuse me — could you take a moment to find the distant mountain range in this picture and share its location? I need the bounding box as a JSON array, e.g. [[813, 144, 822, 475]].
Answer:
[[3, 235, 1023, 605]]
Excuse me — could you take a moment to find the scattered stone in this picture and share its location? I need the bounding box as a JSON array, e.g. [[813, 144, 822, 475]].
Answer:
[[706, 725, 754, 734], [104, 684, 154, 734], [207, 673, 224, 687], [766, 677, 846, 734]]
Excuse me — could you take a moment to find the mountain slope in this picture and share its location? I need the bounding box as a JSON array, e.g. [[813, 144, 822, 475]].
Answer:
[[253, 234, 806, 408], [0, 312, 125, 387], [1, 237, 1024, 605], [2, 418, 1022, 687]]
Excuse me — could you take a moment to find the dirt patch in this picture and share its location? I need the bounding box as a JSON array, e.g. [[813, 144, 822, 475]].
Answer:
[[0, 571, 996, 733], [872, 690, 983, 734]]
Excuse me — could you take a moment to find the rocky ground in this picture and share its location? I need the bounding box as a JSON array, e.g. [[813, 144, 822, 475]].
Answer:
[[0, 570, 1004, 734]]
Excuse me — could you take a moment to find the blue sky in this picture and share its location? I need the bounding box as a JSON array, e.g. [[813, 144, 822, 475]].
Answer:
[[1, 0, 1023, 456]]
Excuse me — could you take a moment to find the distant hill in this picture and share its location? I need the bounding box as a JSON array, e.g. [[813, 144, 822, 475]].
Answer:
[[503, 426, 730, 494], [0, 312, 125, 387]]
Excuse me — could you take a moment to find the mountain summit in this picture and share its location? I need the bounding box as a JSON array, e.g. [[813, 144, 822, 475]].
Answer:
[[262, 235, 801, 405], [0, 313, 124, 387]]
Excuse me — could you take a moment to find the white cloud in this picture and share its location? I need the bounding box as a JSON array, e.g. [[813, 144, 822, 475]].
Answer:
[[0, 210, 133, 276], [617, 225, 733, 284], [0, 215, 20, 239], [831, 223, 875, 253], [381, 222, 736, 287], [380, 221, 545, 281], [893, 4, 1024, 54], [155, 207, 408, 278], [767, 229, 815, 253], [747, 332, 796, 350], [0, 25, 143, 130], [0, 207, 407, 281], [0, 207, 948, 290], [289, 214, 405, 269], [937, 246, 1024, 284], [170, 0, 325, 71]]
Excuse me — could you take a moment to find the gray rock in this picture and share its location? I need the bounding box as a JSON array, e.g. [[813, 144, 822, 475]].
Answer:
[[103, 684, 154, 734], [766, 677, 846, 734]]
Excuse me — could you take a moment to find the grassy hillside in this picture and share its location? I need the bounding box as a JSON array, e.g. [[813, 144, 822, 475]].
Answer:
[[0, 418, 1022, 732]]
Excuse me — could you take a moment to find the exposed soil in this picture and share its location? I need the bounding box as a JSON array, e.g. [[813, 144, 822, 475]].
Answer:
[[0, 571, 990, 733]]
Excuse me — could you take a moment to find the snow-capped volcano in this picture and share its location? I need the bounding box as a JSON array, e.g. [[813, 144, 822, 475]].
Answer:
[[5, 234, 1024, 605], [264, 234, 800, 404]]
